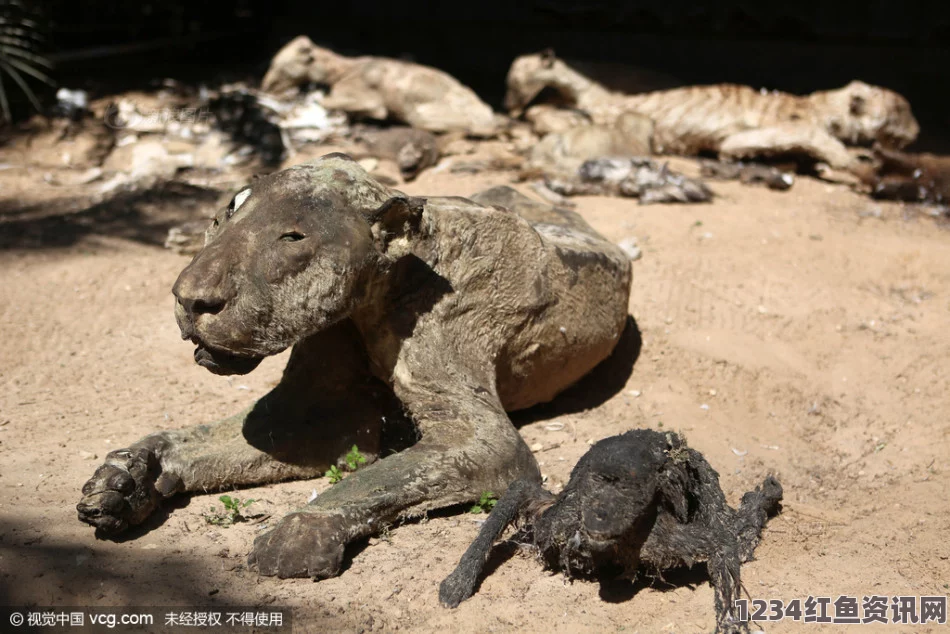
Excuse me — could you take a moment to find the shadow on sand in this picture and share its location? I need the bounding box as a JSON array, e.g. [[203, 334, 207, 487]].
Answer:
[[0, 182, 219, 251], [512, 314, 642, 426]]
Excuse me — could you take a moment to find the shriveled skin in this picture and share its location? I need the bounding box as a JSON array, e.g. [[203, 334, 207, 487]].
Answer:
[[525, 111, 655, 176], [262, 36, 499, 137], [348, 125, 440, 181], [545, 157, 713, 205], [439, 429, 783, 634], [524, 104, 593, 136], [505, 51, 919, 170], [77, 154, 631, 581], [699, 160, 795, 191]]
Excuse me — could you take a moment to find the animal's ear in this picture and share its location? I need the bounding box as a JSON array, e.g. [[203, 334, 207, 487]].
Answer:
[[540, 48, 556, 68], [658, 463, 690, 523], [849, 93, 867, 116], [369, 196, 426, 255]]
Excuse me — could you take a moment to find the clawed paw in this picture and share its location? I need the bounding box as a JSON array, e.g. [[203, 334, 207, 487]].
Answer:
[[249, 512, 349, 579], [76, 445, 181, 536]]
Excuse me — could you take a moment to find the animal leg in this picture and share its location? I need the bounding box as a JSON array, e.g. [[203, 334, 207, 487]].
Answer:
[[248, 364, 541, 579], [643, 521, 746, 634], [719, 124, 855, 170], [407, 99, 498, 136], [874, 145, 919, 175], [77, 321, 395, 536], [706, 550, 749, 634], [647, 446, 757, 633], [439, 479, 551, 607]]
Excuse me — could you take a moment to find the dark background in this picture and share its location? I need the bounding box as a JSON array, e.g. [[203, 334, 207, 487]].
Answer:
[[30, 1, 950, 150]]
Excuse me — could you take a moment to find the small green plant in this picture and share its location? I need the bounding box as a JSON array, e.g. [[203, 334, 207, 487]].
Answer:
[[204, 495, 255, 526], [378, 522, 393, 543], [325, 464, 344, 484], [345, 445, 367, 471], [469, 491, 498, 514], [326, 445, 367, 484]]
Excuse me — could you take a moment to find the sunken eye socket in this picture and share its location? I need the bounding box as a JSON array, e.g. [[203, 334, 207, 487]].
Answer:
[[279, 231, 307, 242], [227, 189, 251, 219]]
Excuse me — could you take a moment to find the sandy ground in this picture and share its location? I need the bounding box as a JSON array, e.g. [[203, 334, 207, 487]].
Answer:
[[1, 154, 949, 633]]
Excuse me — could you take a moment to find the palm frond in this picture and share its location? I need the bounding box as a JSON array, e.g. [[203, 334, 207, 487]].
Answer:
[[0, 71, 10, 122], [0, 44, 52, 67], [0, 34, 47, 50], [0, 24, 45, 40], [4, 54, 51, 84], [0, 1, 53, 123], [0, 58, 41, 112]]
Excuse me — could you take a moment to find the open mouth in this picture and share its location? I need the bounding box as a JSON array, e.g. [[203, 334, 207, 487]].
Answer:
[[193, 340, 264, 376], [507, 84, 572, 116], [582, 531, 620, 550]]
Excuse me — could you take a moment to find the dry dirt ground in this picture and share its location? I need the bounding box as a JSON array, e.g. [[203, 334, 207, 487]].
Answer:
[[1, 153, 949, 633]]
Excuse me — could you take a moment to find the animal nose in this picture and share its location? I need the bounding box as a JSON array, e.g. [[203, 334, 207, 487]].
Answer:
[[180, 295, 227, 316], [582, 501, 625, 541], [173, 280, 230, 316], [172, 260, 235, 318]]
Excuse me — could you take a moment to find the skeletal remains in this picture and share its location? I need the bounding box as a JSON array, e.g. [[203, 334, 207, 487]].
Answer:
[[440, 429, 783, 633]]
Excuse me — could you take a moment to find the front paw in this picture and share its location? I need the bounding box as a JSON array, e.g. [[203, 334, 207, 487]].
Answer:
[[248, 512, 349, 579], [76, 444, 181, 536]]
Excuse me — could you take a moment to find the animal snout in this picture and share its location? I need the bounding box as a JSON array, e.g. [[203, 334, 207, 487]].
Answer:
[[172, 262, 236, 320], [173, 280, 231, 317], [582, 505, 619, 539], [178, 295, 227, 317]]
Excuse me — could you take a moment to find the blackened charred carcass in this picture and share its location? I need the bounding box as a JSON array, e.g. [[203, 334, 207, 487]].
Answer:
[[439, 429, 782, 633]]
